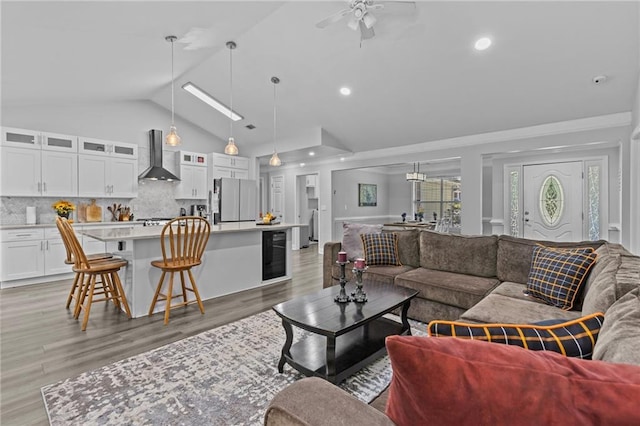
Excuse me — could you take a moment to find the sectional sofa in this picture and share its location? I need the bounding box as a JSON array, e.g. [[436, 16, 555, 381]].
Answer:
[[265, 228, 640, 425]]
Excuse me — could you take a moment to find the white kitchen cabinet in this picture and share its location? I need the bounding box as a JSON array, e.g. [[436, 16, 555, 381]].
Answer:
[[210, 153, 249, 170], [216, 168, 248, 179], [176, 151, 208, 199], [0, 146, 41, 196], [40, 150, 78, 196], [44, 228, 71, 275], [0, 127, 78, 197], [1, 240, 45, 281], [77, 138, 138, 198], [0, 228, 71, 282], [209, 153, 250, 180]]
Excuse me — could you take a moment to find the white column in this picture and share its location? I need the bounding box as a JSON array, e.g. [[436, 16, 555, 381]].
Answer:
[[461, 150, 483, 235]]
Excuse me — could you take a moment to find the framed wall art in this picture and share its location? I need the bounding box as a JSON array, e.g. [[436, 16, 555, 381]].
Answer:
[[358, 183, 377, 207]]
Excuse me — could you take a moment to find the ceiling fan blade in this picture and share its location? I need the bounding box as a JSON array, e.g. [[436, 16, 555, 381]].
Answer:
[[316, 8, 352, 28], [359, 21, 375, 40]]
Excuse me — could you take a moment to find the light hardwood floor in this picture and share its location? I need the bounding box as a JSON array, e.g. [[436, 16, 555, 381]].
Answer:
[[0, 244, 323, 425]]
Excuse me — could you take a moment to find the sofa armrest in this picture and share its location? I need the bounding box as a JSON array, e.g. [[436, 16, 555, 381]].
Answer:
[[323, 241, 342, 288], [264, 377, 394, 426]]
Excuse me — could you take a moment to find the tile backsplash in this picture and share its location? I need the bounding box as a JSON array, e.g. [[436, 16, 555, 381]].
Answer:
[[0, 181, 204, 225]]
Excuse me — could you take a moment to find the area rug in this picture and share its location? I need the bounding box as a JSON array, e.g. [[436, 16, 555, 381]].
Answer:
[[42, 310, 426, 425]]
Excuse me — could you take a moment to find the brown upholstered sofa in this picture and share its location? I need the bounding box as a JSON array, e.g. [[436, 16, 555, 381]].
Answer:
[[265, 230, 640, 425]]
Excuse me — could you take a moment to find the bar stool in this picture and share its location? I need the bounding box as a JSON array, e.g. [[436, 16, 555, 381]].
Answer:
[[55, 217, 115, 312], [59, 217, 131, 331], [148, 216, 210, 325]]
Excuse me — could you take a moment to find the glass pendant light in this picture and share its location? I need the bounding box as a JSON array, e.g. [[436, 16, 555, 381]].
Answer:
[[269, 76, 282, 167], [165, 35, 181, 146], [224, 41, 239, 155]]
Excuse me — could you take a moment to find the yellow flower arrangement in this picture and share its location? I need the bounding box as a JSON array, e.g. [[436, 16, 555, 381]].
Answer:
[[52, 200, 76, 216]]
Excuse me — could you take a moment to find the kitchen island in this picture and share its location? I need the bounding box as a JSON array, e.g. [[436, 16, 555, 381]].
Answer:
[[81, 222, 302, 318]]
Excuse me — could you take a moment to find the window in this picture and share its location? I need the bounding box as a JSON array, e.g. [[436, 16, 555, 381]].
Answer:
[[415, 177, 461, 227]]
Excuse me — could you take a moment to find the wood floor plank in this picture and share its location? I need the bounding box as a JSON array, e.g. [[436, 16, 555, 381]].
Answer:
[[0, 244, 323, 425]]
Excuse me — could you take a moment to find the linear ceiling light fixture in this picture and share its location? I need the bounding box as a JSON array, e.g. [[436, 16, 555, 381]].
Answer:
[[165, 35, 181, 146], [224, 41, 239, 156], [406, 163, 426, 182], [269, 76, 282, 167], [182, 82, 243, 121]]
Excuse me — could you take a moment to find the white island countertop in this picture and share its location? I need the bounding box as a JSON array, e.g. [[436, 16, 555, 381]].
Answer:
[[81, 222, 303, 242]]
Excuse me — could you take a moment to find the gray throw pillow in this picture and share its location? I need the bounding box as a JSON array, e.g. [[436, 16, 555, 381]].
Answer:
[[341, 222, 382, 261]]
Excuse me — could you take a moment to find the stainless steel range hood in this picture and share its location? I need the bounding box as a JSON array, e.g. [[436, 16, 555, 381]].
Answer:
[[138, 129, 180, 181]]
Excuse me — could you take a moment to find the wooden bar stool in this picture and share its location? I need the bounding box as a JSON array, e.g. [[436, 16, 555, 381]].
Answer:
[[59, 217, 131, 331], [148, 216, 210, 324], [55, 217, 115, 312]]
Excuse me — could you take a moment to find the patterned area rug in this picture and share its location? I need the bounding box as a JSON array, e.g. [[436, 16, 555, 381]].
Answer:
[[42, 310, 426, 425]]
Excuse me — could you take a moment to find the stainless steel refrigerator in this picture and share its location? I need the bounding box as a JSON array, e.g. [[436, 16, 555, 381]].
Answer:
[[211, 178, 257, 223]]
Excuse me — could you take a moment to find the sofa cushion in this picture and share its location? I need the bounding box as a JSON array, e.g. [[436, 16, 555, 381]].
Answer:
[[427, 312, 604, 359], [383, 229, 419, 267], [395, 268, 499, 310], [419, 231, 498, 278], [525, 245, 598, 310], [384, 335, 640, 426], [461, 292, 582, 324], [581, 255, 622, 315], [361, 233, 401, 266], [341, 222, 382, 261], [576, 242, 633, 309], [496, 235, 604, 284], [365, 265, 415, 284], [593, 287, 640, 366]]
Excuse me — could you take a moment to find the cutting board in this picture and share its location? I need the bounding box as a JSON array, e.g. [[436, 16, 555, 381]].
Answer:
[[86, 199, 102, 222]]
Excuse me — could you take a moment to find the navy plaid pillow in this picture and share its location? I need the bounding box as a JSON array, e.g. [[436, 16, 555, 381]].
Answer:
[[428, 313, 604, 359], [525, 246, 598, 310], [360, 233, 401, 266]]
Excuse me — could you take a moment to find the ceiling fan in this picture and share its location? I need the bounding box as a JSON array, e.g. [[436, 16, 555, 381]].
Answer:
[[316, 0, 416, 42]]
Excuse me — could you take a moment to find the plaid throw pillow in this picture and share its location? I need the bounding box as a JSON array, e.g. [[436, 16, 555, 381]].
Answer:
[[525, 245, 598, 310], [360, 233, 401, 266], [427, 313, 604, 359]]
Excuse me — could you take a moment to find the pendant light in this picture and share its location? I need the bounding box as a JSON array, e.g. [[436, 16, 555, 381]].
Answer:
[[269, 76, 282, 167], [224, 41, 239, 155], [165, 35, 181, 146]]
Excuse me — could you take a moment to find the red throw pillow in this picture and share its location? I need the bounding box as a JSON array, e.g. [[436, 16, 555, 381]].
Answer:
[[385, 336, 640, 426]]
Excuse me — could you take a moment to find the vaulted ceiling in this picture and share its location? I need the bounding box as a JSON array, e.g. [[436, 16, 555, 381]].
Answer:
[[2, 1, 638, 164]]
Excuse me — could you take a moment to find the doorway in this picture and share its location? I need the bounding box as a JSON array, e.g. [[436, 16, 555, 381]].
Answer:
[[522, 162, 583, 241], [270, 175, 284, 221]]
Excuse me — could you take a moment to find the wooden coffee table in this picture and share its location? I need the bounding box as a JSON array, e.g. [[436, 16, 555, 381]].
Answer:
[[272, 280, 419, 384]]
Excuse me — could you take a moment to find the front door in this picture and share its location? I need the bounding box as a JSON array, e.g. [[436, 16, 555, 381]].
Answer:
[[523, 162, 583, 241]]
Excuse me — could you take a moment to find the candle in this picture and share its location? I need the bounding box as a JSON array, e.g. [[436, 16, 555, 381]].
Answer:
[[338, 251, 347, 263], [354, 258, 366, 269]]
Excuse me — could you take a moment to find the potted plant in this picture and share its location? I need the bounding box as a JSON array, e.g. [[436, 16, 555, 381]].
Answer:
[[52, 200, 75, 220]]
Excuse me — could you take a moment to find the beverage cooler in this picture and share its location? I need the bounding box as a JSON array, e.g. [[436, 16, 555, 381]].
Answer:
[[263, 231, 286, 280]]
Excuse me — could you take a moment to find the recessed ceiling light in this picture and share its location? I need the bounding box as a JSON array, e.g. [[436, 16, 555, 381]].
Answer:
[[300, 162, 306, 167], [474, 37, 492, 51], [340, 157, 345, 161], [309, 151, 315, 156], [340, 87, 351, 96]]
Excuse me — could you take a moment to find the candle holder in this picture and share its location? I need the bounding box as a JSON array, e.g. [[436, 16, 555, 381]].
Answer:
[[351, 266, 368, 303], [334, 260, 351, 303]]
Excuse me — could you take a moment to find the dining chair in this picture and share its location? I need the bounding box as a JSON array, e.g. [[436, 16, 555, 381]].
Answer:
[[148, 216, 210, 324], [55, 216, 115, 311], [58, 217, 131, 331]]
